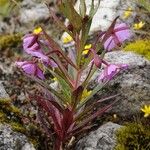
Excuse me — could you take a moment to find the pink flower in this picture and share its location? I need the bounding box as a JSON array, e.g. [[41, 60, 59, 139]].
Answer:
[[23, 34, 49, 62], [23, 34, 57, 67], [16, 61, 45, 80], [98, 64, 128, 82], [103, 23, 132, 51]]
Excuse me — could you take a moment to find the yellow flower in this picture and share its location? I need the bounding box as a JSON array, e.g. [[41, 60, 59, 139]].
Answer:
[[33, 27, 42, 34], [123, 7, 132, 19], [141, 105, 150, 117], [81, 89, 92, 101], [82, 44, 92, 55], [62, 34, 73, 44], [133, 21, 145, 30]]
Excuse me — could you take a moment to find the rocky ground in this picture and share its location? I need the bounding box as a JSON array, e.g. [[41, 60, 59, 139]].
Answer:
[[0, 0, 150, 150]]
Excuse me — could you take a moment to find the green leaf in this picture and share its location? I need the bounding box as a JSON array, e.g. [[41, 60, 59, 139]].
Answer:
[[71, 86, 84, 108], [49, 70, 72, 104], [78, 81, 109, 110], [89, 0, 101, 18], [59, 1, 82, 31], [79, 0, 86, 17]]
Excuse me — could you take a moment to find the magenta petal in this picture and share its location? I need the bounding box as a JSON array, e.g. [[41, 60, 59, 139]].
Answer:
[[22, 63, 36, 75], [103, 23, 132, 51], [23, 34, 38, 49], [107, 64, 118, 75], [16, 61, 45, 80], [115, 27, 131, 43], [104, 36, 116, 51], [98, 64, 128, 82], [36, 68, 45, 80]]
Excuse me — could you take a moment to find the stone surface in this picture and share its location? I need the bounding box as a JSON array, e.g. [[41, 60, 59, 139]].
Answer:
[[75, 122, 121, 150], [91, 51, 150, 117], [62, 0, 136, 42], [75, 0, 135, 32], [19, 2, 49, 24], [104, 51, 150, 66], [0, 124, 36, 150], [0, 82, 9, 99]]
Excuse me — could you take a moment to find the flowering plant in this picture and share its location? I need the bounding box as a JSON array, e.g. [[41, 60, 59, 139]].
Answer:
[[16, 1, 132, 149]]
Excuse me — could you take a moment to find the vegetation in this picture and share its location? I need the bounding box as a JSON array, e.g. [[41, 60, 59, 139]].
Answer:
[[0, 34, 22, 52], [124, 39, 150, 60], [115, 122, 150, 150], [0, 0, 22, 18]]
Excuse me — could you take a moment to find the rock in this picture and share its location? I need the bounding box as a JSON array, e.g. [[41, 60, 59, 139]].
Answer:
[[91, 52, 150, 117], [104, 51, 149, 66], [0, 82, 9, 99], [0, 124, 36, 150], [61, 0, 136, 44], [19, 1, 49, 24], [63, 0, 135, 35], [75, 122, 121, 150], [109, 64, 150, 116], [21, 143, 36, 150]]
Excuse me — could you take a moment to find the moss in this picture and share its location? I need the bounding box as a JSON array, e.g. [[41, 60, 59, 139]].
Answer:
[[0, 98, 22, 116], [0, 111, 7, 122], [0, 0, 23, 17], [0, 33, 22, 52], [115, 122, 150, 150], [124, 39, 150, 60], [10, 122, 26, 133], [0, 98, 47, 149]]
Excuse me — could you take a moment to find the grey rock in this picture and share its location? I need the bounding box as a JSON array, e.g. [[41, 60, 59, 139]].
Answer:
[[70, 0, 135, 33], [75, 122, 121, 150], [0, 82, 9, 99], [108, 64, 150, 116], [20, 2, 49, 24], [104, 51, 150, 66], [91, 52, 150, 117], [21, 143, 35, 150], [0, 124, 36, 150]]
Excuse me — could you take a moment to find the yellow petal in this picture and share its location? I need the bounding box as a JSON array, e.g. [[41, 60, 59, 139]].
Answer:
[[84, 44, 92, 49], [82, 50, 89, 55], [144, 113, 149, 117], [123, 7, 132, 19], [133, 21, 145, 30], [141, 108, 145, 112], [62, 34, 73, 44], [33, 27, 42, 34]]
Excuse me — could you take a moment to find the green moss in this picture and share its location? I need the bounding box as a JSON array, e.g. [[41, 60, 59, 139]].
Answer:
[[0, 98, 22, 116], [10, 122, 26, 133], [0, 98, 46, 149], [115, 123, 150, 150], [0, 34, 22, 51], [138, 0, 150, 12], [0, 0, 22, 17], [124, 39, 150, 60]]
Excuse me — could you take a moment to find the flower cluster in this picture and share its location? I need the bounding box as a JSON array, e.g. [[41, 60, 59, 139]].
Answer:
[[16, 27, 57, 79]]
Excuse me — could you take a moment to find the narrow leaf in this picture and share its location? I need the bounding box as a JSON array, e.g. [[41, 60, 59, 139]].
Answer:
[[71, 100, 117, 134]]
